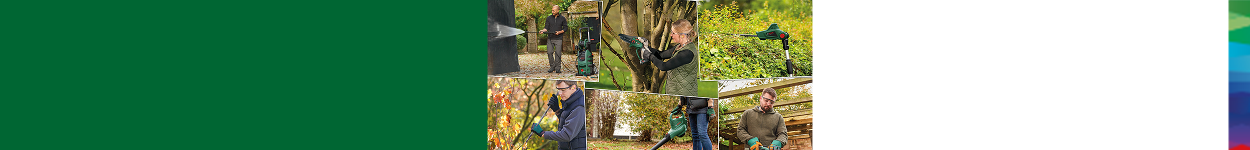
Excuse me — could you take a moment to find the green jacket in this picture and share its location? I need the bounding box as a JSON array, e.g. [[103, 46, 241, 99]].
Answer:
[[735, 106, 787, 149]]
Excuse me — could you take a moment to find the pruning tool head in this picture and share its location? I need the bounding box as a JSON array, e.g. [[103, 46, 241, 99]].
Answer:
[[755, 23, 788, 40]]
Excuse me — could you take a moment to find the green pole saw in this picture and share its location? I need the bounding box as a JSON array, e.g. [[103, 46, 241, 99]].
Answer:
[[723, 23, 796, 77], [648, 106, 688, 150]]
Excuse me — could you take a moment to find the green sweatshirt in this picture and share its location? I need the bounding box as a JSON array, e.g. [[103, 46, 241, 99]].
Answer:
[[735, 106, 787, 149]]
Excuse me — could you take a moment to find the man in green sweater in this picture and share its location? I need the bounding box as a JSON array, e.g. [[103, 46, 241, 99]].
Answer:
[[735, 87, 787, 150]]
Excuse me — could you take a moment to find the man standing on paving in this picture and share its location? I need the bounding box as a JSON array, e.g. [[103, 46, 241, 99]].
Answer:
[[735, 87, 787, 150], [541, 4, 568, 73], [530, 80, 585, 150]]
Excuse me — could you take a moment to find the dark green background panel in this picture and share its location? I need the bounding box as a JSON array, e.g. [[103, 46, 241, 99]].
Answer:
[[5, 0, 481, 149]]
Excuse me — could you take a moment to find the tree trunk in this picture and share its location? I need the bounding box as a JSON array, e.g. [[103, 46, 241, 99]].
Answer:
[[619, 0, 654, 93], [527, 16, 538, 54], [611, 0, 696, 94]]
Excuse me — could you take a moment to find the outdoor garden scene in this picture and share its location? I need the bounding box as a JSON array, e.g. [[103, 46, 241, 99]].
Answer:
[[698, 0, 813, 80], [585, 89, 718, 150], [717, 77, 813, 150], [489, 0, 600, 81], [585, 0, 716, 98], [487, 77, 583, 150]]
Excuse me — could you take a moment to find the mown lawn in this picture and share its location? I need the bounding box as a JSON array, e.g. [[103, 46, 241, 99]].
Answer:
[[588, 139, 688, 150], [586, 45, 634, 91]]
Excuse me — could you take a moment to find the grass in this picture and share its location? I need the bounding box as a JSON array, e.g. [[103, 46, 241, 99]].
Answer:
[[586, 44, 633, 91], [697, 81, 717, 98], [588, 139, 687, 150]]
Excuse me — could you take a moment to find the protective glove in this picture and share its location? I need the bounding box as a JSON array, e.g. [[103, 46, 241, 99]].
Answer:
[[637, 37, 652, 64], [530, 123, 544, 137], [547, 94, 560, 112], [747, 137, 762, 150], [771, 140, 785, 149]]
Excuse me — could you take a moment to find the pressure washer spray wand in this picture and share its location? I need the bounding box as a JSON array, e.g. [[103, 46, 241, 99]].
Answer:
[[513, 95, 555, 150], [721, 23, 795, 77]]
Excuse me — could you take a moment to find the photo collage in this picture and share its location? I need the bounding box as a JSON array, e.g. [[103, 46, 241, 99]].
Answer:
[[488, 0, 812, 149]]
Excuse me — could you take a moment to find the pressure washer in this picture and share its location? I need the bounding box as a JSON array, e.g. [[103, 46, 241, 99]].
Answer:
[[575, 27, 598, 76]]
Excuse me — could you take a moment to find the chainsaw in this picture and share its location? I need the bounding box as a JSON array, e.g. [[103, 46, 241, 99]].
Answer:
[[616, 34, 656, 64]]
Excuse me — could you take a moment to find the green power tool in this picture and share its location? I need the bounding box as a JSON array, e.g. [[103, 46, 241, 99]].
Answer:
[[575, 27, 597, 76], [648, 106, 688, 150], [616, 34, 654, 64], [724, 23, 796, 76]]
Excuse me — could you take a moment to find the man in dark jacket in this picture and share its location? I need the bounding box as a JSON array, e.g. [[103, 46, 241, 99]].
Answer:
[[681, 96, 714, 150], [531, 80, 586, 150], [735, 88, 787, 150], [541, 5, 568, 73]]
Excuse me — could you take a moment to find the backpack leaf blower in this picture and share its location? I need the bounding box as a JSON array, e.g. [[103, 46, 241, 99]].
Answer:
[[648, 106, 688, 150], [724, 23, 796, 76]]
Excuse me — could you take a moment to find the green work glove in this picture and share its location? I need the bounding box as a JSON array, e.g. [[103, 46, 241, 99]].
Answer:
[[530, 123, 544, 136], [771, 140, 785, 149], [747, 137, 760, 148]]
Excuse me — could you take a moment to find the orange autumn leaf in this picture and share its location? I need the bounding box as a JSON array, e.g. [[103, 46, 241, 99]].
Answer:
[[502, 95, 512, 110], [498, 115, 510, 129], [493, 138, 505, 150], [488, 129, 495, 140], [492, 93, 504, 104], [512, 124, 521, 133]]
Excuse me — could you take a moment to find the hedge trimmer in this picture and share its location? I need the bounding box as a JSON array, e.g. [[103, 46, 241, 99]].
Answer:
[[722, 23, 796, 77], [648, 106, 688, 150]]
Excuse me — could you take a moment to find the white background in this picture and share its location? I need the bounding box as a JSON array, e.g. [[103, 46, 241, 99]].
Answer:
[[813, 0, 1227, 149]]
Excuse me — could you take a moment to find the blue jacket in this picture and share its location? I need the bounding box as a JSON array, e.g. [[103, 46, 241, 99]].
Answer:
[[542, 89, 586, 150]]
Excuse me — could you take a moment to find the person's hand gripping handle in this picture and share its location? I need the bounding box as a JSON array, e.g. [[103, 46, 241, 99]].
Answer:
[[637, 37, 653, 64]]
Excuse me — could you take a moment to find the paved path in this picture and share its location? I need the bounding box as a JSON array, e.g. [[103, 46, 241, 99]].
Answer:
[[494, 52, 599, 82]]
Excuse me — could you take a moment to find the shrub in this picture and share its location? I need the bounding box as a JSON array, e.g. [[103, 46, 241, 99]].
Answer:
[[698, 0, 813, 80]]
